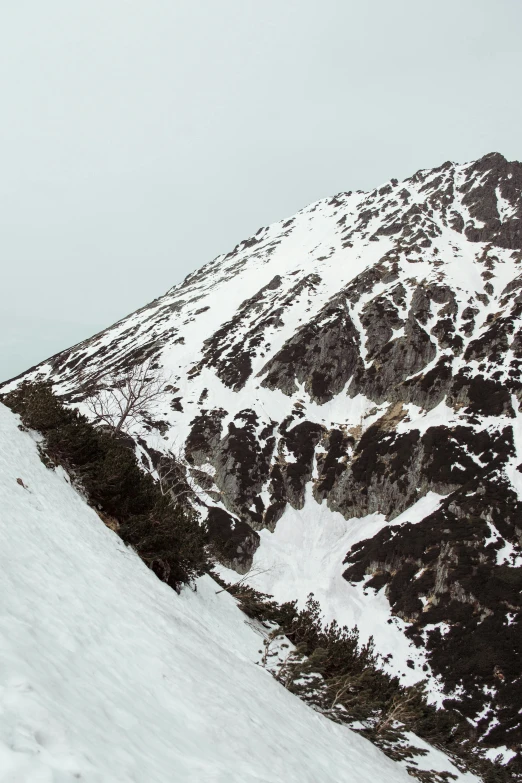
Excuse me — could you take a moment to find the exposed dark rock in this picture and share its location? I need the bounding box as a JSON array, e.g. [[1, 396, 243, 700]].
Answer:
[[328, 405, 515, 521], [360, 295, 403, 360], [460, 153, 522, 250], [396, 355, 454, 410], [195, 274, 320, 390], [210, 411, 276, 529], [314, 428, 352, 500], [449, 373, 515, 417], [185, 409, 227, 466], [280, 421, 325, 509], [349, 315, 436, 404], [343, 468, 522, 750], [189, 468, 215, 492], [259, 293, 360, 403], [206, 507, 260, 573]]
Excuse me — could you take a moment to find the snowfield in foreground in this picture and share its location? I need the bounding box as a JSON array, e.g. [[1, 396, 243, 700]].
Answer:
[[0, 402, 417, 783]]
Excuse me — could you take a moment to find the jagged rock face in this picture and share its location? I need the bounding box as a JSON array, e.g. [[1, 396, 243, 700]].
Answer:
[[6, 151, 522, 760], [259, 293, 361, 403], [344, 466, 522, 750]]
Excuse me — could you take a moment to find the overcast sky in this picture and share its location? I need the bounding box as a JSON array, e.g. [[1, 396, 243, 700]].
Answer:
[[1, 0, 521, 381]]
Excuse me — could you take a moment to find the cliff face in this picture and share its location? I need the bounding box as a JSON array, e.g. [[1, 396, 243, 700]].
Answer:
[[7, 151, 522, 760]]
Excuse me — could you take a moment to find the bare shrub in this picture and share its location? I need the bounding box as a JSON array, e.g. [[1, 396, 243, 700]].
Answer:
[[83, 359, 168, 435]]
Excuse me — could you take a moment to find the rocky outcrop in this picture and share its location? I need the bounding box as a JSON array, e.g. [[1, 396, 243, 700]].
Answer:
[[212, 411, 276, 529], [259, 294, 360, 403], [343, 467, 522, 751], [206, 507, 260, 573], [185, 408, 227, 466], [459, 153, 522, 250], [279, 419, 325, 509], [194, 273, 322, 391]]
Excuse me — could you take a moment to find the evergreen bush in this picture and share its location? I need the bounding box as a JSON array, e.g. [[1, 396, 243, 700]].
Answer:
[[3, 381, 207, 590], [224, 583, 517, 783]]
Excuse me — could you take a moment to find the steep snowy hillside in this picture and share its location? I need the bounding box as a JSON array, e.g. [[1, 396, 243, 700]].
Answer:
[[4, 151, 522, 763], [0, 401, 429, 782]]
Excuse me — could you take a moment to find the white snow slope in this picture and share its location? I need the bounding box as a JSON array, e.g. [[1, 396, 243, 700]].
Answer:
[[0, 401, 420, 783]]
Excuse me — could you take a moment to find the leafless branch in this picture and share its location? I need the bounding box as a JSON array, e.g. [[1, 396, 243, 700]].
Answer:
[[82, 359, 168, 435], [153, 449, 211, 506], [374, 687, 421, 735], [214, 565, 274, 594]]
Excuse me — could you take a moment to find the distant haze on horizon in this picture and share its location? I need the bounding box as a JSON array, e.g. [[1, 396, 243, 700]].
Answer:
[[1, 0, 521, 382]]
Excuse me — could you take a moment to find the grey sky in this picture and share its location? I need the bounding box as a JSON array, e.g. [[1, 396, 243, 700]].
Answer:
[[1, 0, 521, 382]]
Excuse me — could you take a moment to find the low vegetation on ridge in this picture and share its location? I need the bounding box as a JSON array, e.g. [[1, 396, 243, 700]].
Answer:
[[214, 577, 518, 783], [3, 381, 207, 590]]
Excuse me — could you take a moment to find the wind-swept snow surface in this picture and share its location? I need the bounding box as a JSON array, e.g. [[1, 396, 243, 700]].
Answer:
[[0, 403, 414, 783]]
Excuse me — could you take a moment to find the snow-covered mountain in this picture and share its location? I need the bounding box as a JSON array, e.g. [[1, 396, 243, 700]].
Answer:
[[5, 151, 522, 764]]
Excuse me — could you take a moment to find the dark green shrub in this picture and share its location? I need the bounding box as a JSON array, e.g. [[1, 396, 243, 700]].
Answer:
[[120, 496, 207, 591], [3, 381, 208, 590], [224, 583, 517, 782]]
